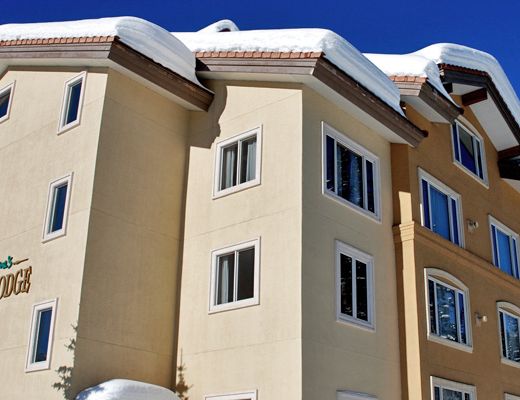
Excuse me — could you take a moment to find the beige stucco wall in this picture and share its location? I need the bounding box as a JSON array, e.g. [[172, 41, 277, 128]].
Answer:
[[177, 80, 303, 399], [70, 69, 190, 396], [0, 67, 106, 399], [301, 88, 402, 400]]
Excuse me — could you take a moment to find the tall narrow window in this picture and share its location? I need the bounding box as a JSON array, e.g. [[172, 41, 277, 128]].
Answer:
[[43, 174, 73, 242], [0, 81, 15, 123], [452, 121, 486, 182], [426, 270, 471, 349], [59, 72, 86, 132], [210, 239, 260, 312], [419, 169, 463, 247], [26, 299, 57, 372], [214, 127, 262, 197], [489, 216, 520, 279], [498, 303, 520, 365], [431, 377, 475, 400], [336, 241, 374, 329], [323, 123, 380, 219]]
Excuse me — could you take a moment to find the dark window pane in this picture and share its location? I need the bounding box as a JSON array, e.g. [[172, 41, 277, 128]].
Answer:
[[237, 248, 255, 301], [451, 198, 459, 245], [366, 160, 375, 213], [34, 309, 52, 362], [436, 283, 458, 342], [430, 186, 450, 241], [504, 313, 520, 362], [434, 387, 441, 400], [216, 253, 235, 305], [422, 180, 431, 229], [475, 140, 484, 179], [337, 144, 363, 208], [356, 261, 368, 321], [340, 254, 353, 317], [239, 136, 256, 184], [443, 388, 464, 400], [220, 143, 238, 190], [500, 312, 507, 358], [492, 226, 499, 266], [513, 238, 519, 278], [326, 136, 335, 191], [497, 229, 513, 276], [458, 126, 477, 174], [0, 89, 11, 118], [65, 80, 82, 125], [452, 125, 461, 162], [51, 183, 68, 232], [428, 279, 437, 335], [458, 292, 467, 344]]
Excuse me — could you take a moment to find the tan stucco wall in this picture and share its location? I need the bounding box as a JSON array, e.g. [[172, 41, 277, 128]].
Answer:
[[301, 88, 402, 400], [0, 67, 106, 399], [393, 102, 520, 399], [177, 81, 303, 399], [70, 69, 190, 396]]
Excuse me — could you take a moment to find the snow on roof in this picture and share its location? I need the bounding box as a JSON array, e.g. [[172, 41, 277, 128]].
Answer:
[[197, 19, 239, 33], [75, 379, 180, 400], [0, 17, 201, 86], [174, 27, 404, 114]]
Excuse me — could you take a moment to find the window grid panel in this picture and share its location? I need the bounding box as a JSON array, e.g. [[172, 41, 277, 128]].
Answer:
[[499, 308, 520, 363], [452, 121, 487, 184]]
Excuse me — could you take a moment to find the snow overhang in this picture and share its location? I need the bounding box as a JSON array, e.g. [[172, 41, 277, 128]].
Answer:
[[76, 379, 180, 400]]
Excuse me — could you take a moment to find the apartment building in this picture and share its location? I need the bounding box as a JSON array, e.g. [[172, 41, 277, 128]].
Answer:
[[0, 16, 519, 400]]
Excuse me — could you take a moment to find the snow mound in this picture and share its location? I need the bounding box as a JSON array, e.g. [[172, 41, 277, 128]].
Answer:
[[0, 17, 201, 86], [198, 19, 239, 33], [75, 379, 180, 400], [174, 28, 403, 114]]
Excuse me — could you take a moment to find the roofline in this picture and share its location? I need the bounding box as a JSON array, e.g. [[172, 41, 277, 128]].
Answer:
[[438, 63, 520, 144], [195, 52, 427, 147], [0, 36, 214, 111]]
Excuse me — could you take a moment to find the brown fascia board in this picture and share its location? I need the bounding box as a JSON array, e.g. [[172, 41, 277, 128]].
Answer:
[[391, 77, 463, 123], [196, 53, 427, 147], [0, 36, 213, 111], [439, 63, 520, 144]]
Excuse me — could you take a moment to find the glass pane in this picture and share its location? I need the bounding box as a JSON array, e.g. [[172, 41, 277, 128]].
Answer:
[[50, 183, 68, 233], [513, 238, 519, 278], [451, 199, 460, 245], [492, 226, 499, 265], [326, 136, 335, 191], [428, 279, 437, 335], [0, 89, 11, 118], [239, 136, 256, 184], [458, 292, 467, 344], [237, 247, 255, 301], [356, 261, 368, 321], [475, 140, 484, 179], [340, 254, 353, 317], [436, 283, 458, 342], [430, 186, 450, 241], [504, 313, 520, 362], [220, 143, 238, 190], [497, 229, 513, 276], [216, 253, 235, 305], [442, 388, 464, 400], [458, 126, 477, 174], [337, 144, 363, 208], [366, 160, 375, 213], [500, 311, 507, 358], [422, 180, 431, 229], [65, 80, 82, 125], [434, 386, 441, 400], [452, 125, 461, 162], [34, 309, 52, 362]]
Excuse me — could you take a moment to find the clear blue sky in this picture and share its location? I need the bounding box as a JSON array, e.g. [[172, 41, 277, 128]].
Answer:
[[2, 0, 520, 95]]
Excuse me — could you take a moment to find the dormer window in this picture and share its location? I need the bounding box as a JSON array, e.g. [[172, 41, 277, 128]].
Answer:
[[451, 120, 487, 183]]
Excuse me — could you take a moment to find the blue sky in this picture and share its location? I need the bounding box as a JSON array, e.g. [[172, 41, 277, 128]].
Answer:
[[2, 0, 520, 95]]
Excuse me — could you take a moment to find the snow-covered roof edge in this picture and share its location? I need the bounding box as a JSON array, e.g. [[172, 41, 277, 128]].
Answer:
[[76, 379, 180, 400]]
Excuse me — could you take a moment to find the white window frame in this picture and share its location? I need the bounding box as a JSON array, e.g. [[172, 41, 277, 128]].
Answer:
[[451, 118, 488, 186], [209, 238, 260, 313], [25, 298, 58, 372], [205, 390, 257, 400], [424, 268, 472, 352], [505, 394, 520, 400], [489, 216, 520, 279], [430, 376, 476, 400], [42, 173, 73, 242], [322, 122, 381, 221], [58, 71, 87, 134], [419, 168, 464, 247], [0, 81, 15, 124], [335, 240, 375, 330], [497, 301, 520, 368], [337, 390, 377, 400], [213, 126, 262, 199]]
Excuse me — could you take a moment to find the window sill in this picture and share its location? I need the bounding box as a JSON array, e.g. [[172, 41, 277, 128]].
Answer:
[[25, 361, 51, 373], [336, 314, 375, 332], [0, 114, 10, 124], [57, 120, 80, 135], [209, 298, 260, 314], [42, 229, 67, 244], [213, 179, 261, 199], [452, 160, 489, 189], [427, 333, 473, 353], [323, 190, 381, 223], [501, 357, 520, 369]]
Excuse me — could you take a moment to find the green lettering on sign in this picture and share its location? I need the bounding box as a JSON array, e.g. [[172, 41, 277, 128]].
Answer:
[[0, 256, 13, 270]]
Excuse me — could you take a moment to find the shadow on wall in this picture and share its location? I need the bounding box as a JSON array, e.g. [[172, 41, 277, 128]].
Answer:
[[173, 351, 192, 400], [52, 324, 77, 400]]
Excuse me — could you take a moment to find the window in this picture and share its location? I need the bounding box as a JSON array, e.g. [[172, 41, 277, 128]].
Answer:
[[426, 269, 471, 350], [26, 299, 57, 372], [337, 391, 377, 400], [419, 169, 463, 246], [431, 377, 476, 400], [209, 239, 260, 313], [323, 123, 380, 219], [205, 391, 257, 400], [452, 120, 486, 183], [43, 173, 73, 242], [59, 72, 86, 132], [489, 216, 520, 279], [498, 302, 520, 366], [506, 394, 520, 400], [336, 241, 374, 329], [0, 81, 14, 123], [214, 127, 262, 198]]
